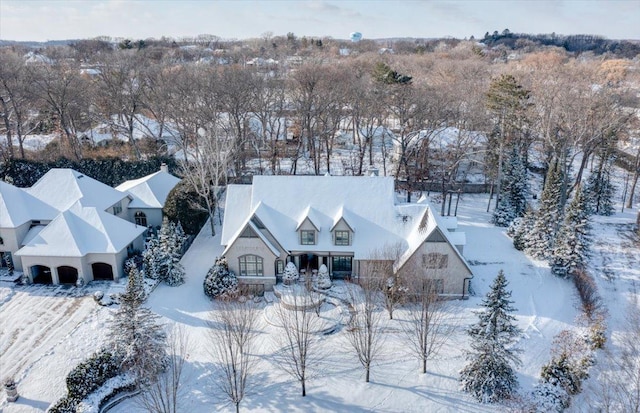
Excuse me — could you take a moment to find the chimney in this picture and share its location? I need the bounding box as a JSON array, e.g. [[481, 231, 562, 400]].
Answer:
[[160, 163, 168, 173]]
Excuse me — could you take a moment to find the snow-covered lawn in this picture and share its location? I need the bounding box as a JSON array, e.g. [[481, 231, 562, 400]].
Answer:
[[0, 193, 637, 412]]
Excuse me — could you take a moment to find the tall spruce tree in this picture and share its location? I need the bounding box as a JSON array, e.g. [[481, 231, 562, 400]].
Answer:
[[550, 186, 592, 278], [486, 74, 531, 211], [526, 160, 564, 259], [493, 146, 528, 227], [460, 270, 522, 403], [109, 266, 167, 381], [584, 160, 616, 216]]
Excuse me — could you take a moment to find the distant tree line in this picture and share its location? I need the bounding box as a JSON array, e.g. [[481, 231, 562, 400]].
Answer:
[[482, 29, 640, 58]]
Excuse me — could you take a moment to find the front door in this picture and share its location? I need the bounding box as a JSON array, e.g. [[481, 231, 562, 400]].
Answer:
[[299, 254, 319, 273]]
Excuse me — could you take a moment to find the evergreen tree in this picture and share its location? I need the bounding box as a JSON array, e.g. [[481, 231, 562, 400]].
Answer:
[[493, 146, 528, 227], [109, 266, 167, 381], [460, 270, 522, 403], [203, 257, 238, 299], [142, 235, 161, 280], [584, 164, 616, 216], [526, 161, 564, 259], [550, 186, 592, 278], [510, 205, 535, 251]]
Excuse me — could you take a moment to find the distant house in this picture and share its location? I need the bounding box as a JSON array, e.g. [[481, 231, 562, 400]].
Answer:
[[115, 164, 181, 229], [0, 166, 179, 285], [221, 175, 473, 296]]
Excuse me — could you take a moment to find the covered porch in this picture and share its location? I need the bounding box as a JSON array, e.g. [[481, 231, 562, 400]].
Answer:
[[287, 252, 354, 280]]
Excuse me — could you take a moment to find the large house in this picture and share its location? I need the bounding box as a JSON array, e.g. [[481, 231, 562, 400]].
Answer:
[[0, 166, 180, 285], [221, 175, 473, 297]]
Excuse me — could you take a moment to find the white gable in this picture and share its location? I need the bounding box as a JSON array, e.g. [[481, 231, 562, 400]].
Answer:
[[26, 169, 128, 212], [115, 170, 181, 209], [0, 181, 58, 228]]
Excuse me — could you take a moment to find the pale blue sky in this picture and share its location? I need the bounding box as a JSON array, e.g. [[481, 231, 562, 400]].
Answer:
[[1, 0, 638, 42]]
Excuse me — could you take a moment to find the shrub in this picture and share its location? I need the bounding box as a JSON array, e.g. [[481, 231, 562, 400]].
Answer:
[[204, 257, 238, 299], [282, 262, 299, 285], [315, 264, 331, 289], [48, 396, 77, 413], [66, 350, 120, 401], [529, 382, 570, 412]]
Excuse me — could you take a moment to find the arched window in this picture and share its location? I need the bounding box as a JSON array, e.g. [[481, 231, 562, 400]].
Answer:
[[239, 255, 263, 277], [135, 211, 147, 227]]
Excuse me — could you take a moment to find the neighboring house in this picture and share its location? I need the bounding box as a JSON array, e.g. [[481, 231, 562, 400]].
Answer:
[[0, 181, 59, 272], [221, 175, 473, 297], [25, 168, 132, 219], [15, 204, 145, 284], [115, 164, 181, 229], [1, 168, 155, 285]]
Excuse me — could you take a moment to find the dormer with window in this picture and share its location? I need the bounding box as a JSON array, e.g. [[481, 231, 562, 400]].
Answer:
[[296, 207, 321, 246], [331, 213, 354, 247]]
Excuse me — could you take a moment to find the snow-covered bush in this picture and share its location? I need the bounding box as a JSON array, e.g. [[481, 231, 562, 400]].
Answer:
[[65, 350, 121, 401], [203, 257, 238, 299], [282, 262, 299, 285], [142, 218, 186, 286], [48, 396, 77, 413], [529, 382, 570, 412], [315, 264, 331, 289]]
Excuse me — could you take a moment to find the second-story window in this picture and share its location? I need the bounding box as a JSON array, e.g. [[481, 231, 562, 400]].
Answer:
[[335, 230, 350, 246], [301, 230, 316, 245]]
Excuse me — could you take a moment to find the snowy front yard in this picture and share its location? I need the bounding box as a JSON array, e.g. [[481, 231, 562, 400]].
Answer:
[[1, 193, 637, 412]]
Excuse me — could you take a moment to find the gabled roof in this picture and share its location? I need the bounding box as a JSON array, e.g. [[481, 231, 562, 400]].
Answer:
[[115, 170, 181, 209], [394, 204, 472, 274], [222, 176, 427, 259], [15, 204, 145, 258], [296, 206, 323, 231], [25, 169, 128, 212], [331, 206, 356, 232], [0, 181, 58, 228]]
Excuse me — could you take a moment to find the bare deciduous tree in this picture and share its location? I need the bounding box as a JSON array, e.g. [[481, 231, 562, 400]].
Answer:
[[209, 300, 260, 413], [138, 325, 189, 413], [274, 287, 323, 396], [592, 295, 640, 413], [402, 274, 454, 374], [345, 275, 385, 383]]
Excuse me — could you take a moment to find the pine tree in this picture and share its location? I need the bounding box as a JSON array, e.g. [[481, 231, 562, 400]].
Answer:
[[460, 270, 522, 403], [147, 217, 186, 286], [203, 257, 238, 299], [526, 161, 564, 259], [142, 235, 161, 280], [109, 266, 167, 381], [493, 146, 528, 227], [510, 205, 535, 251], [584, 165, 616, 216], [550, 186, 592, 278]]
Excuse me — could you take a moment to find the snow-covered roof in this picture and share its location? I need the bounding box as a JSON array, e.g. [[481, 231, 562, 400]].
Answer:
[[25, 169, 128, 212], [0, 181, 58, 228], [16, 204, 145, 258], [115, 170, 181, 209], [222, 176, 440, 260]]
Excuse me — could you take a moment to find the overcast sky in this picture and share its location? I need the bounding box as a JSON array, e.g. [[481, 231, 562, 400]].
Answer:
[[1, 0, 638, 42]]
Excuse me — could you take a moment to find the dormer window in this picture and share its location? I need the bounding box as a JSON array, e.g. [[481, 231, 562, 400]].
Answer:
[[300, 230, 316, 245], [112, 200, 122, 215], [335, 230, 350, 246]]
